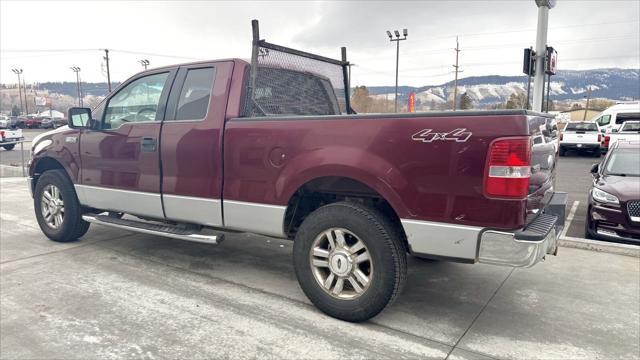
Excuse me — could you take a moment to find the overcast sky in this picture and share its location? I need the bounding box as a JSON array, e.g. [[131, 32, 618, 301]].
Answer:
[[1, 0, 639, 87]]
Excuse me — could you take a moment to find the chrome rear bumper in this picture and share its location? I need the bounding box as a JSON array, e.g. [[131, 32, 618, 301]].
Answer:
[[478, 225, 558, 268], [478, 192, 566, 268]]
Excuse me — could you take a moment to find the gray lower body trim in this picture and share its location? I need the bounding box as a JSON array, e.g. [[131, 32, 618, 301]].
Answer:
[[223, 200, 286, 237], [75, 185, 164, 219], [163, 194, 222, 227], [400, 219, 482, 260]]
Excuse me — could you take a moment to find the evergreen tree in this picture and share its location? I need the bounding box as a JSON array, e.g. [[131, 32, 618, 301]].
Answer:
[[459, 92, 473, 110]]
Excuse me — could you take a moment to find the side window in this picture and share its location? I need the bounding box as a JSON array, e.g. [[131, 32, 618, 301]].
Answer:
[[598, 115, 611, 126], [173, 67, 216, 121], [103, 72, 169, 129]]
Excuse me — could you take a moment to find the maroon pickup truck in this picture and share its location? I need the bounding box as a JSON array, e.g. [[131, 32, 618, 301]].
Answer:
[[28, 22, 565, 321]]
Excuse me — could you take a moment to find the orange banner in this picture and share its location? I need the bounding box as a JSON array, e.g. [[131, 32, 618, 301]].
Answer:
[[408, 92, 416, 113]]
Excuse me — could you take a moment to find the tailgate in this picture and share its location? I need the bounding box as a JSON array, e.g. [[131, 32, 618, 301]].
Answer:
[[562, 131, 600, 144], [527, 115, 557, 219]]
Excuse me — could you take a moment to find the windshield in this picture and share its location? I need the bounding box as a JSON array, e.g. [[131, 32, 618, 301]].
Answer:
[[604, 149, 640, 176], [565, 123, 598, 131]]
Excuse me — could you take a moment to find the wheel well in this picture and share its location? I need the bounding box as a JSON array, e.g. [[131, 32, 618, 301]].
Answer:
[[283, 177, 405, 242], [31, 157, 67, 192]]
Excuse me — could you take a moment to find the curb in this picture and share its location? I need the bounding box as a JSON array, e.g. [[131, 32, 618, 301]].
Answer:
[[559, 236, 640, 258]]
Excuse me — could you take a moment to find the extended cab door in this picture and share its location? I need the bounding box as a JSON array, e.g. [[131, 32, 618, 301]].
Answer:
[[159, 61, 234, 226], [76, 69, 176, 218]]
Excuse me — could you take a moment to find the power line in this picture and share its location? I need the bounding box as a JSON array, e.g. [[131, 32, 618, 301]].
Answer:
[[355, 33, 639, 60], [109, 49, 205, 61], [0, 48, 99, 53], [398, 54, 639, 72], [352, 19, 639, 52]]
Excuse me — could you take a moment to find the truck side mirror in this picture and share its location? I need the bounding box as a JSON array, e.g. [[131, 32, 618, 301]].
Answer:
[[590, 163, 599, 175], [68, 107, 92, 129], [612, 128, 618, 133], [600, 128, 606, 133]]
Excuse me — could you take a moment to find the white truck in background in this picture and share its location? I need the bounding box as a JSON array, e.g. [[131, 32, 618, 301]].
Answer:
[[559, 121, 601, 157], [0, 128, 23, 150], [592, 102, 640, 134], [605, 121, 640, 148]]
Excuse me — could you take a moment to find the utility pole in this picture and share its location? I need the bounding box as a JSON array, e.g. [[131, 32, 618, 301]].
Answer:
[[11, 69, 23, 115], [139, 59, 150, 70], [452, 36, 461, 110], [104, 49, 112, 93], [583, 86, 592, 120], [70, 67, 83, 107], [386, 28, 408, 113], [23, 75, 29, 115], [532, 0, 556, 111]]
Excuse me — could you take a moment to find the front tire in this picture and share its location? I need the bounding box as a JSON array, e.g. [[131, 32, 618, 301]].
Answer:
[[2, 144, 15, 150], [293, 202, 407, 322], [34, 169, 90, 242]]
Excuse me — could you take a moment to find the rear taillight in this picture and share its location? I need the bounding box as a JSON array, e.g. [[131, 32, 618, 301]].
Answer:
[[560, 133, 563, 141], [484, 137, 532, 199], [604, 135, 610, 148], [598, 134, 602, 142], [0, 130, 4, 140]]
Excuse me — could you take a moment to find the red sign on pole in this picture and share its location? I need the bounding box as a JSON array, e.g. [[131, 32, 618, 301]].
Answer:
[[408, 92, 416, 113]]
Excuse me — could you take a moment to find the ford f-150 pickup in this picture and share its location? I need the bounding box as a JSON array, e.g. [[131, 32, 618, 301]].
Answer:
[[28, 21, 566, 322]]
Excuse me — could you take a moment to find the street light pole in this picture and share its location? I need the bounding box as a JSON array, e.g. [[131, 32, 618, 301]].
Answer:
[[70, 67, 83, 107], [387, 28, 408, 113], [139, 59, 150, 70], [11, 69, 23, 115], [532, 0, 556, 112]]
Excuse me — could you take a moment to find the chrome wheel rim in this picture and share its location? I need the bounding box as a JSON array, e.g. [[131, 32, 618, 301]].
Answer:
[[309, 228, 373, 300], [41, 184, 64, 229]]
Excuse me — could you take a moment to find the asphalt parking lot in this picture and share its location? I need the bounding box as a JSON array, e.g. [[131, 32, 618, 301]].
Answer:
[[1, 166, 639, 358], [0, 129, 42, 177], [555, 154, 601, 240]]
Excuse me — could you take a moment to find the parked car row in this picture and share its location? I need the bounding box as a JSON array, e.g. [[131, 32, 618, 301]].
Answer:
[[0, 115, 68, 129], [558, 102, 640, 158]]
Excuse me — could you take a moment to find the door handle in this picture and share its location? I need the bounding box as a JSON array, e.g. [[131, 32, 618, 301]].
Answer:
[[141, 137, 157, 152]]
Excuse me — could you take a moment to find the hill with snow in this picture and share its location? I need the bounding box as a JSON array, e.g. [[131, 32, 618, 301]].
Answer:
[[367, 68, 639, 107]]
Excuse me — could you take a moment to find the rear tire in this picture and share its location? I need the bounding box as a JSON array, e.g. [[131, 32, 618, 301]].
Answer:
[[293, 201, 407, 322], [34, 169, 90, 242], [2, 144, 15, 150], [592, 150, 601, 157], [559, 148, 566, 157]]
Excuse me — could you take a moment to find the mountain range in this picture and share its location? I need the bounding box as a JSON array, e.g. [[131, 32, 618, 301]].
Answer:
[[366, 68, 639, 106]]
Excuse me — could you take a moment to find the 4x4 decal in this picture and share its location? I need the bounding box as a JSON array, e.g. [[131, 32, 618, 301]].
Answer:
[[411, 128, 472, 143]]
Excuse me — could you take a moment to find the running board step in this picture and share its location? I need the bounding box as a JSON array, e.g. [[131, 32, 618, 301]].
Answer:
[[82, 214, 223, 244]]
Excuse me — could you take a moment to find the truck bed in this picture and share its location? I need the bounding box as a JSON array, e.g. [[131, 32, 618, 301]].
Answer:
[[224, 110, 556, 231]]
